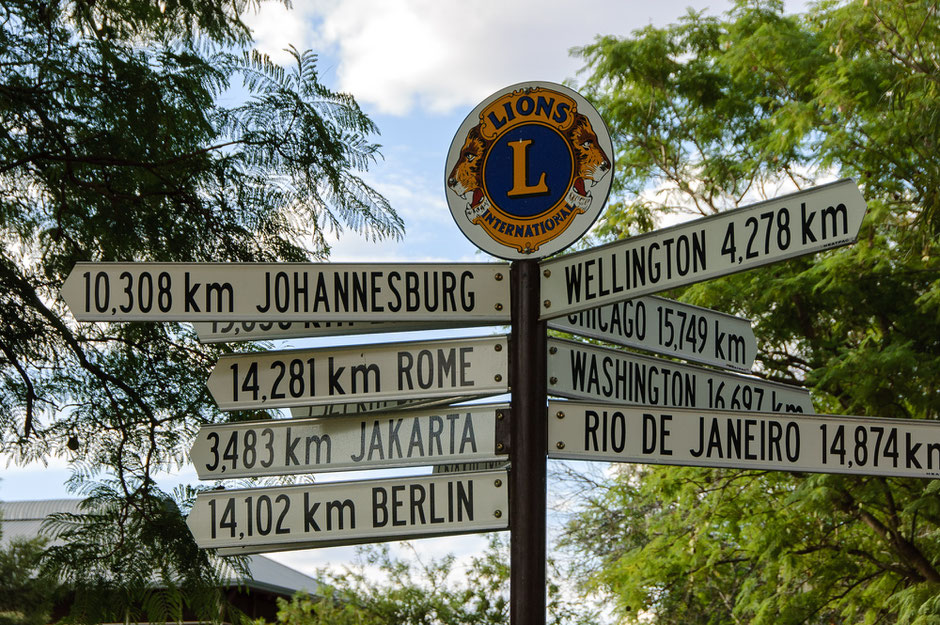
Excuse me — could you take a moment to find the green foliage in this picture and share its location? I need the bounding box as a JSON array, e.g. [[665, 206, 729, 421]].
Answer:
[[0, 0, 401, 622], [0, 532, 62, 625], [260, 538, 600, 625], [561, 0, 940, 623]]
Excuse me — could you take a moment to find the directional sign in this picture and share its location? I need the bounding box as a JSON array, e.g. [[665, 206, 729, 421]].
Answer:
[[207, 335, 509, 411], [548, 401, 940, 479], [61, 262, 510, 322], [548, 296, 756, 372], [194, 319, 487, 343], [433, 461, 510, 474], [190, 404, 509, 479], [547, 338, 813, 413], [539, 179, 867, 319], [289, 395, 491, 418], [186, 470, 509, 553]]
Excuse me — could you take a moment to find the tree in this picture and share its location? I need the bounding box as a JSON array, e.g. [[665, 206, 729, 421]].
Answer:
[[559, 0, 940, 623], [0, 532, 62, 625], [260, 538, 600, 625], [0, 0, 402, 621]]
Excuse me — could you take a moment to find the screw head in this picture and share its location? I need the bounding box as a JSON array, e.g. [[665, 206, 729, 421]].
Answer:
[[549, 346, 557, 355], [495, 343, 502, 352], [550, 376, 558, 385], [495, 273, 503, 281], [497, 410, 504, 420], [495, 374, 503, 382], [496, 442, 504, 451], [543, 269, 551, 278], [556, 441, 566, 450], [494, 510, 503, 518], [543, 300, 551, 308], [495, 303, 503, 311], [495, 479, 503, 487], [556, 411, 565, 419]]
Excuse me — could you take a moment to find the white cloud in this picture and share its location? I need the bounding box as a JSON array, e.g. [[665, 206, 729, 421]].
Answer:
[[246, 0, 812, 116], [315, 0, 703, 115], [242, 2, 320, 65]]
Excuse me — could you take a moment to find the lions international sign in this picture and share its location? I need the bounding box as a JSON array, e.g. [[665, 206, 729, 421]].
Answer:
[[445, 81, 613, 260]]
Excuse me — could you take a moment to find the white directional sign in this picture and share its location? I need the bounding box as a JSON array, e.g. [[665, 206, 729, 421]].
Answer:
[[186, 470, 509, 553], [190, 404, 508, 479], [547, 338, 813, 414], [193, 319, 486, 343], [289, 395, 489, 418], [539, 179, 867, 319], [548, 401, 940, 479], [548, 296, 756, 372], [61, 262, 510, 322], [207, 335, 509, 411]]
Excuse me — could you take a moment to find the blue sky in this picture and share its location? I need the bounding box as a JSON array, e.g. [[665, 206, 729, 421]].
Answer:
[[2, 0, 808, 579]]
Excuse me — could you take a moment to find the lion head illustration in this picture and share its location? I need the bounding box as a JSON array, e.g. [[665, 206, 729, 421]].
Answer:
[[447, 125, 490, 220], [565, 112, 611, 197]]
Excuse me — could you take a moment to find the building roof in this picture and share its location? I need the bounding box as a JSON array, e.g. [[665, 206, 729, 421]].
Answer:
[[0, 498, 320, 597]]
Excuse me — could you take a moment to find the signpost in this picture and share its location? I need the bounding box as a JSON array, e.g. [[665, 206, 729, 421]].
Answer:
[[547, 338, 813, 413], [186, 470, 509, 553], [60, 262, 510, 322], [548, 295, 757, 371], [539, 179, 867, 319], [81, 80, 877, 625], [206, 335, 509, 411], [190, 404, 510, 479], [548, 401, 940, 479]]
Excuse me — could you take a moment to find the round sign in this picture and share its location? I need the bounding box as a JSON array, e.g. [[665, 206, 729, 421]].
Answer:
[[445, 81, 614, 260]]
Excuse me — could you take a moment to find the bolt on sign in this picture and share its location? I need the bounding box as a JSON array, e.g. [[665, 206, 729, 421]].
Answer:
[[189, 404, 509, 479], [187, 470, 509, 554], [547, 338, 814, 414], [445, 81, 614, 260], [539, 179, 867, 319], [61, 262, 510, 322], [548, 401, 940, 479], [548, 295, 757, 372], [207, 335, 509, 411]]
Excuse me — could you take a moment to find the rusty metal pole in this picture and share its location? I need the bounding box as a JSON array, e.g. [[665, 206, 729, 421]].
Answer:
[[509, 259, 548, 625]]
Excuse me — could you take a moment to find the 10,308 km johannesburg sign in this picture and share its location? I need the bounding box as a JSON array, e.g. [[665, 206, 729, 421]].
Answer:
[[445, 81, 614, 260]]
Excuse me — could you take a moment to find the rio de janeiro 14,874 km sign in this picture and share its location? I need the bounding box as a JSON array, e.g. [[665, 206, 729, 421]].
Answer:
[[445, 81, 614, 260]]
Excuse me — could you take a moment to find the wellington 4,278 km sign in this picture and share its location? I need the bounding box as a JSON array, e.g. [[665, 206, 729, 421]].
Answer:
[[540, 179, 867, 319]]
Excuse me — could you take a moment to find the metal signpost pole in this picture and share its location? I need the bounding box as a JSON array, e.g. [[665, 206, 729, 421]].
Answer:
[[510, 259, 547, 625]]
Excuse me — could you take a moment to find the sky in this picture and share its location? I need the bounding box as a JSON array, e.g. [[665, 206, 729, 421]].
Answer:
[[1, 0, 809, 585]]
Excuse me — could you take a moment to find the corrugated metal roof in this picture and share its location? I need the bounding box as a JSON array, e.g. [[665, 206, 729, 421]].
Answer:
[[0, 499, 320, 595], [1, 498, 83, 521]]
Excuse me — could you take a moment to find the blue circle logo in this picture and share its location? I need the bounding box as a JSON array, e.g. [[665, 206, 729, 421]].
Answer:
[[446, 82, 613, 259], [483, 124, 573, 218]]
